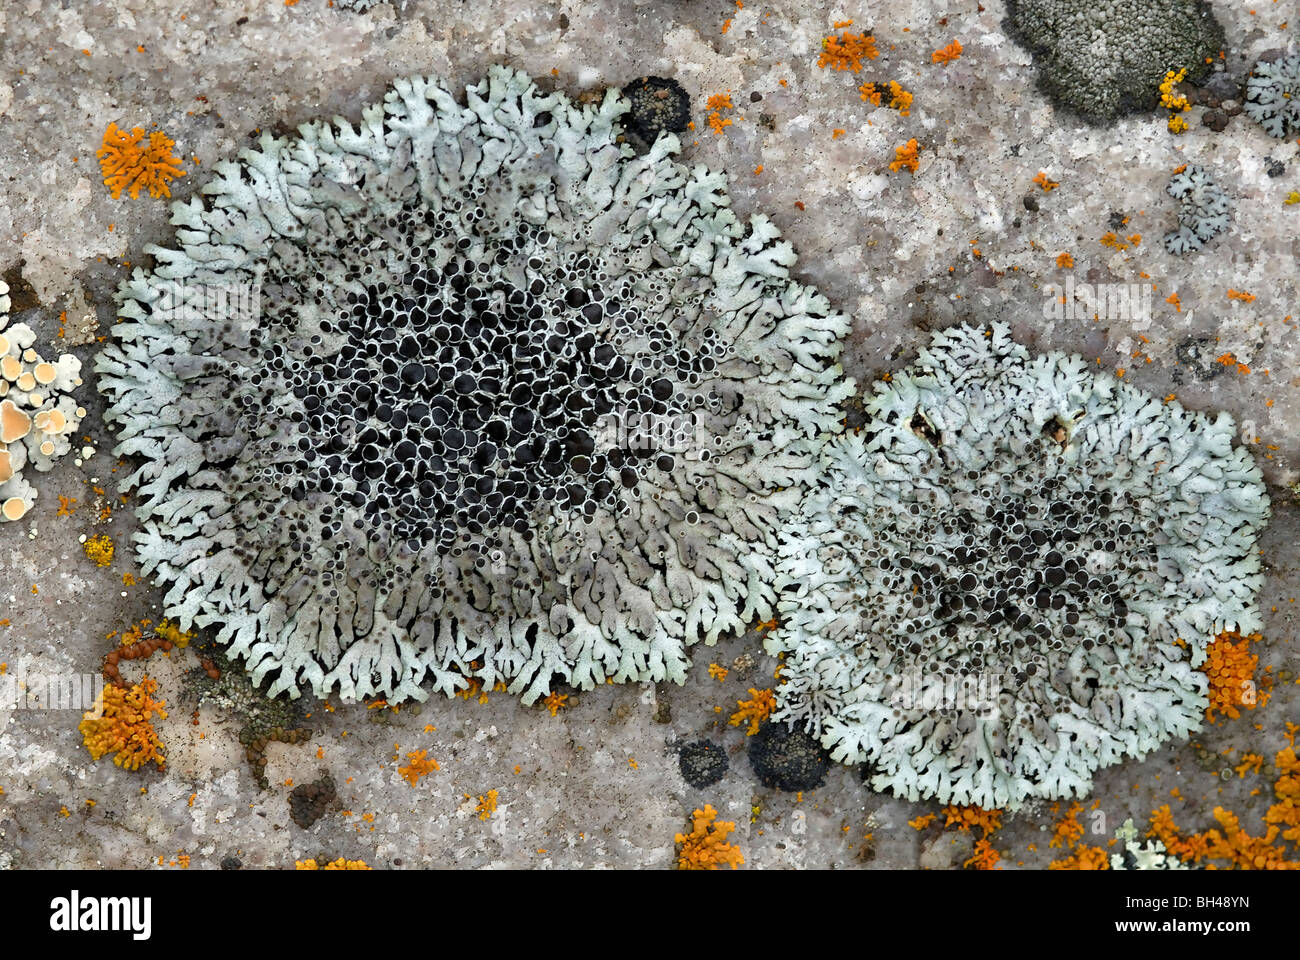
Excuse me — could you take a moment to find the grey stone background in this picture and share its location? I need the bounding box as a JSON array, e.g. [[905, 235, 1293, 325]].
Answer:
[[0, 0, 1295, 869]]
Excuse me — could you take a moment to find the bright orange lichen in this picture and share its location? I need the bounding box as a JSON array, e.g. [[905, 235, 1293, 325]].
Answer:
[[860, 81, 912, 115], [295, 857, 371, 870], [1056, 252, 1074, 268], [97, 123, 186, 199], [542, 691, 569, 716], [707, 662, 729, 682], [728, 687, 776, 735], [964, 837, 1001, 869], [932, 40, 963, 65], [706, 92, 734, 135], [941, 805, 1003, 837], [1147, 741, 1300, 869], [675, 804, 744, 869], [889, 138, 920, 173], [1049, 845, 1110, 869], [476, 788, 499, 820], [1032, 171, 1059, 191], [83, 534, 114, 567], [1201, 631, 1272, 723], [1227, 289, 1256, 302], [908, 813, 937, 830], [817, 31, 879, 72], [79, 676, 167, 771], [398, 749, 440, 786], [1049, 801, 1085, 849]]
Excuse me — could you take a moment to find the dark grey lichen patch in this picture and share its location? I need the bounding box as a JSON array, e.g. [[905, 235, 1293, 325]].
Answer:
[[747, 721, 829, 792], [1005, 0, 1225, 124], [678, 739, 728, 787], [622, 76, 691, 147], [289, 774, 337, 829], [97, 66, 852, 707], [770, 323, 1270, 809]]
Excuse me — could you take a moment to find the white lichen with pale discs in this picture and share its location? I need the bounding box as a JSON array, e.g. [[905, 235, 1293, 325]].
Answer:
[[0, 280, 86, 522], [769, 322, 1269, 810]]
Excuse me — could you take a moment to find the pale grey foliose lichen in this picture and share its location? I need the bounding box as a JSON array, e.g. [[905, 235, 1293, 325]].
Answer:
[[1163, 164, 1230, 255], [0, 280, 86, 523], [1109, 818, 1189, 869], [1004, 0, 1224, 124], [768, 322, 1269, 810], [1244, 52, 1300, 138], [96, 66, 851, 704]]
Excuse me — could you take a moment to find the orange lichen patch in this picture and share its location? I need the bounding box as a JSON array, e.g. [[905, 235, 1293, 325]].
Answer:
[[542, 691, 568, 716], [887, 81, 914, 115], [79, 676, 167, 771], [859, 81, 913, 115], [932, 40, 963, 64], [476, 789, 499, 820], [1264, 748, 1300, 844], [1227, 289, 1256, 302], [941, 805, 1002, 838], [1099, 231, 1131, 251], [1166, 291, 1182, 312], [1215, 352, 1252, 375], [675, 804, 744, 869], [707, 662, 729, 681], [908, 813, 938, 830], [97, 123, 186, 200], [1049, 845, 1110, 869], [889, 138, 920, 173], [1236, 753, 1264, 778], [1049, 802, 1086, 848], [0, 399, 31, 444], [296, 857, 371, 870], [83, 534, 115, 568], [1032, 171, 1059, 192], [397, 749, 440, 786], [817, 31, 879, 72], [705, 92, 734, 135], [1201, 631, 1272, 723], [1149, 742, 1300, 868], [964, 837, 1001, 869], [1056, 252, 1074, 268], [1159, 68, 1191, 110], [831, 128, 847, 139], [728, 687, 776, 735]]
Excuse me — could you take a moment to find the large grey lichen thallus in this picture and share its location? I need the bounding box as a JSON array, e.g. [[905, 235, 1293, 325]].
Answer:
[[96, 67, 852, 705], [768, 323, 1269, 809]]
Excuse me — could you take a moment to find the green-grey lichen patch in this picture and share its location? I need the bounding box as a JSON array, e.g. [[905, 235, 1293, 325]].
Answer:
[[97, 66, 851, 707], [1244, 51, 1300, 138], [1164, 164, 1230, 255], [768, 322, 1270, 810], [1004, 0, 1225, 124]]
